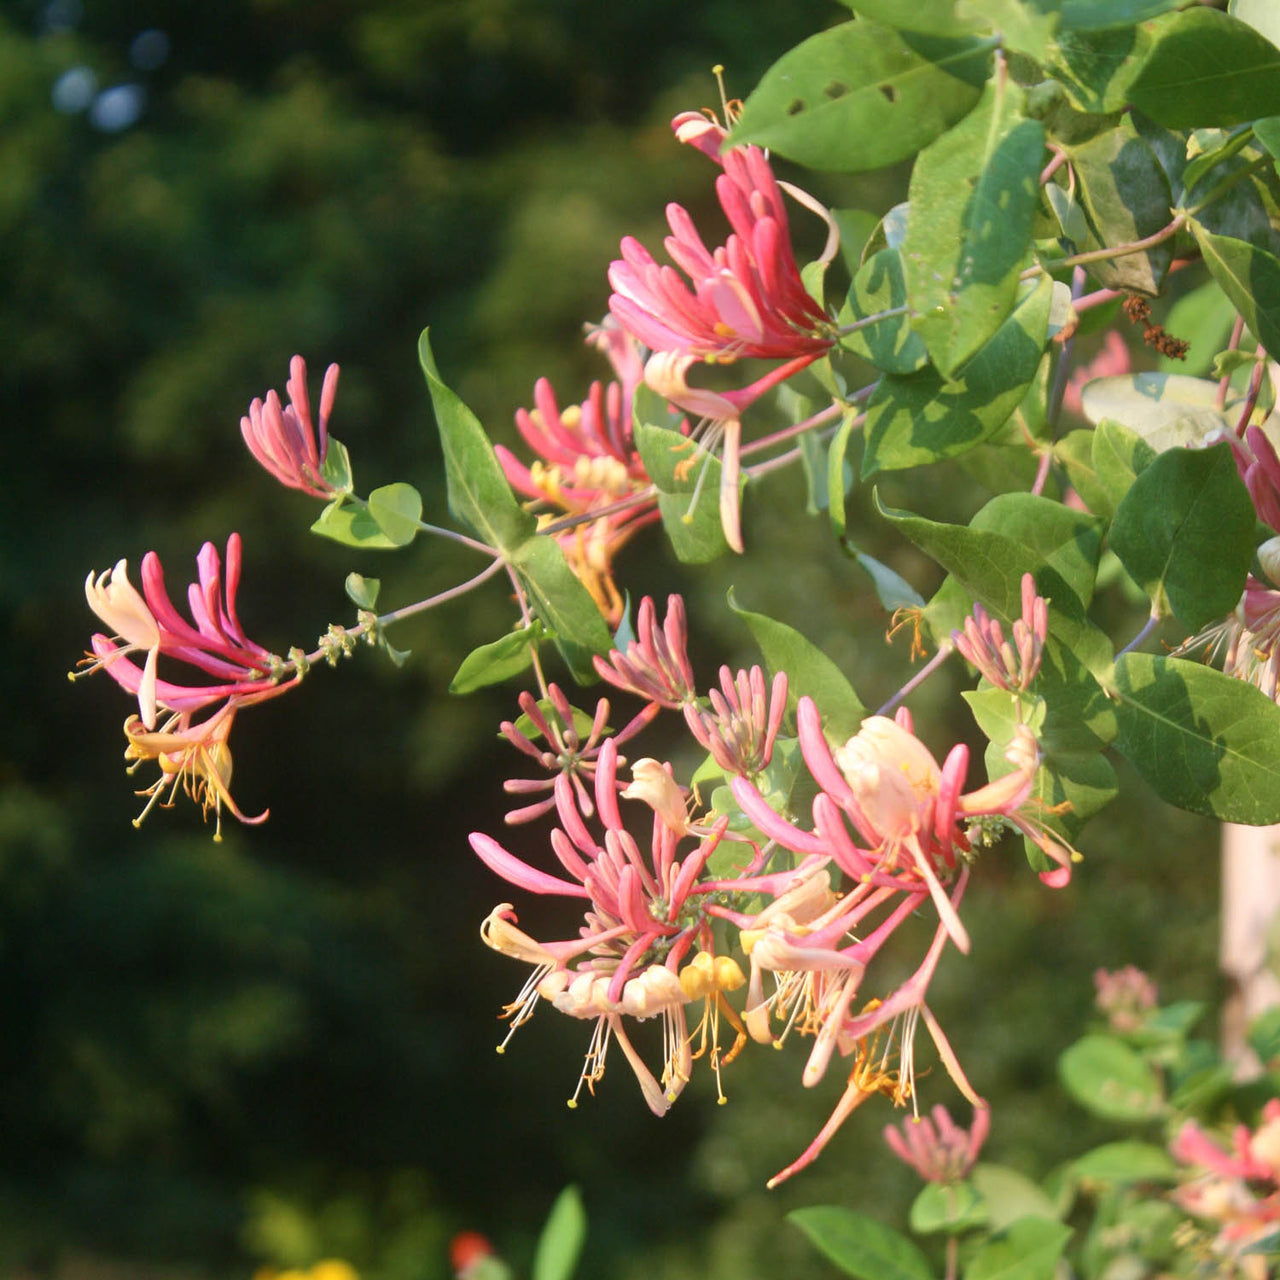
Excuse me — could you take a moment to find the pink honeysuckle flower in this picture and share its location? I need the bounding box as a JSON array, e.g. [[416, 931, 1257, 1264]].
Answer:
[[1093, 965, 1158, 1033], [241, 354, 340, 498], [952, 574, 1048, 693], [499, 684, 658, 825], [608, 116, 836, 363], [884, 1103, 991, 1184], [594, 594, 700, 709], [1179, 560, 1280, 702], [1216, 422, 1280, 533], [497, 325, 664, 626], [687, 664, 788, 778], [473, 737, 748, 1113], [78, 534, 299, 833]]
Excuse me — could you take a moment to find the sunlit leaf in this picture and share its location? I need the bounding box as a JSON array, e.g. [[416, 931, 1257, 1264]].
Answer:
[[532, 1185, 587, 1280], [788, 1207, 935, 1280], [964, 1216, 1071, 1280], [450, 624, 545, 695], [729, 20, 991, 172], [1059, 1034, 1165, 1120], [1191, 220, 1280, 357], [367, 482, 423, 548]]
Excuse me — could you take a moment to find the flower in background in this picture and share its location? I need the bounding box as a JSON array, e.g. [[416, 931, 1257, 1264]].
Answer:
[[497, 324, 662, 626], [952, 574, 1048, 693], [241, 354, 340, 498], [77, 533, 298, 834], [885, 1103, 990, 1184], [1093, 965, 1157, 1033], [1171, 1099, 1280, 1274], [609, 113, 835, 363], [1061, 330, 1130, 420]]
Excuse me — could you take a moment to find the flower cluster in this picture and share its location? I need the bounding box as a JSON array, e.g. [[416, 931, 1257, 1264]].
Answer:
[[1171, 1099, 1280, 1276], [77, 533, 298, 836], [1094, 964, 1158, 1034], [241, 354, 340, 499], [474, 594, 1066, 1185], [884, 1103, 990, 1185]]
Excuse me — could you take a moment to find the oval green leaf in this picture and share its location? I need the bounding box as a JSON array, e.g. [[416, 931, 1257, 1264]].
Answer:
[[450, 625, 544, 695], [367, 482, 423, 548], [1059, 1034, 1165, 1121], [1191, 220, 1280, 357], [1112, 652, 1280, 823], [729, 20, 992, 172], [1071, 1141, 1179, 1185], [964, 1216, 1072, 1280], [788, 1207, 935, 1280], [532, 1185, 586, 1280]]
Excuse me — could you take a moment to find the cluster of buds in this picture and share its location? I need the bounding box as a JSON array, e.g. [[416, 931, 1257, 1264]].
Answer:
[[1094, 965, 1158, 1034], [475, 594, 1068, 1185], [884, 1103, 990, 1185], [952, 573, 1047, 693]]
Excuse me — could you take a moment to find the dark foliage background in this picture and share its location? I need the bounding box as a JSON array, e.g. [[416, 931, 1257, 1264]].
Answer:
[[2, 1, 1219, 1276]]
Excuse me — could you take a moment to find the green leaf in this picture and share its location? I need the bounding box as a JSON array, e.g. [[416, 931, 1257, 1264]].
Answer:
[[827, 413, 859, 538], [910, 1180, 989, 1235], [320, 436, 353, 493], [1109, 443, 1255, 629], [531, 1185, 586, 1280], [1256, 114, 1280, 158], [1112, 653, 1280, 823], [1049, 23, 1159, 115], [1129, 7, 1280, 129], [840, 248, 930, 374], [788, 1207, 936, 1280], [970, 1165, 1064, 1232], [1054, 420, 1157, 522], [904, 78, 1045, 376], [1060, 0, 1181, 29], [511, 536, 612, 684], [1249, 1006, 1280, 1065], [311, 498, 407, 550], [1071, 1142, 1180, 1185], [878, 489, 1111, 674], [1065, 119, 1173, 294], [1060, 1034, 1166, 1121], [729, 20, 992, 172], [1191, 220, 1280, 357], [344, 573, 380, 610], [729, 590, 865, 741], [419, 328, 534, 555], [964, 1216, 1072, 1280], [839, 0, 981, 37], [961, 0, 1057, 61], [450, 625, 544, 695], [863, 275, 1052, 474], [1079, 372, 1235, 451], [366, 482, 423, 548], [634, 422, 733, 563], [848, 544, 927, 611]]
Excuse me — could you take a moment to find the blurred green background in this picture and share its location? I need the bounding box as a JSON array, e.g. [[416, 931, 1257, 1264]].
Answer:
[[3, 1, 1221, 1276]]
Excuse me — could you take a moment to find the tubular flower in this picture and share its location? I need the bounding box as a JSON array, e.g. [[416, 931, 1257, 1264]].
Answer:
[[1226, 423, 1280, 533], [77, 534, 298, 833], [241, 354, 340, 498], [1179, 557, 1280, 702], [687, 664, 788, 778], [952, 574, 1048, 693], [499, 684, 657, 825], [884, 1103, 990, 1184], [496, 324, 663, 626], [594, 594, 700, 710], [608, 114, 835, 363], [1171, 1100, 1280, 1272], [472, 738, 743, 1114]]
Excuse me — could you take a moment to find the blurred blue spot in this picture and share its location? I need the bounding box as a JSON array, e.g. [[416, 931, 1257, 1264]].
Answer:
[[130, 29, 170, 71], [52, 65, 97, 114], [89, 83, 146, 133]]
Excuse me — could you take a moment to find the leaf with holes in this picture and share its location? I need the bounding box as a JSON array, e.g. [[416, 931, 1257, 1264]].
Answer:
[[729, 19, 992, 172]]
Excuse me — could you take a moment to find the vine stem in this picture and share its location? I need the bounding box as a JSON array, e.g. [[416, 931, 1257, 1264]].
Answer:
[[876, 642, 955, 717], [1118, 612, 1160, 657], [1219, 315, 1246, 411], [1235, 345, 1268, 437]]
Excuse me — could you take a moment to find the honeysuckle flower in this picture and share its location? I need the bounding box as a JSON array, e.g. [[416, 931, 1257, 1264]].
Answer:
[[473, 738, 741, 1113], [952, 574, 1048, 693], [499, 684, 657, 824], [497, 325, 663, 624], [241, 354, 340, 498], [1093, 964, 1158, 1033], [608, 115, 835, 363], [884, 1103, 990, 1184], [688, 664, 787, 777], [594, 594, 699, 709], [78, 534, 299, 833], [1172, 1100, 1280, 1273], [1180, 564, 1280, 702], [1224, 423, 1280, 533]]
